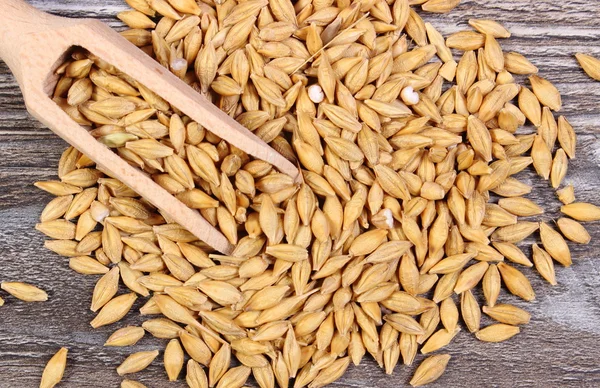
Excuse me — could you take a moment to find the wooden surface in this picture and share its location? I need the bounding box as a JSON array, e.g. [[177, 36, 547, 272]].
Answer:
[[1, 0, 600, 387]]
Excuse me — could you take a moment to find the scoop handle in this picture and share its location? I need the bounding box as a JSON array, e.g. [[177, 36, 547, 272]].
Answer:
[[0, 0, 48, 35], [0, 0, 71, 86]]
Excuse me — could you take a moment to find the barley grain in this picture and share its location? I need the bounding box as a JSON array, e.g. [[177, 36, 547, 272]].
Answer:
[[40, 348, 68, 388]]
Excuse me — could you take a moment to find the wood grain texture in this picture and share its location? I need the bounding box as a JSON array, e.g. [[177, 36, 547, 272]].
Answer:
[[1, 0, 600, 387]]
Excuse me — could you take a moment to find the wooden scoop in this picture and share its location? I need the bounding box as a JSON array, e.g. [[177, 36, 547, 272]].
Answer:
[[0, 0, 299, 254]]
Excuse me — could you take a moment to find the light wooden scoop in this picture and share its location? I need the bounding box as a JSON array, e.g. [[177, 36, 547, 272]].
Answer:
[[0, 0, 299, 254]]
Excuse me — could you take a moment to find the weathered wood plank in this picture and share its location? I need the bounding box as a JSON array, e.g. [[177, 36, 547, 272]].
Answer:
[[1, 0, 600, 387]]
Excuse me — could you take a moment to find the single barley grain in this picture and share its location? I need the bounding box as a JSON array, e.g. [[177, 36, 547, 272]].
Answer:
[[410, 354, 451, 386], [40, 348, 68, 388], [1, 282, 48, 302], [116, 350, 159, 375]]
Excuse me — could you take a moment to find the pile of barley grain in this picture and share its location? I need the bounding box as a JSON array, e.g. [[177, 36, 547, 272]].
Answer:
[[6, 0, 600, 386]]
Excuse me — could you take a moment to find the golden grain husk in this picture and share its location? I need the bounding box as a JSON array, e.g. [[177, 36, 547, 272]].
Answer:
[[186, 359, 208, 388], [497, 263, 535, 301], [409, 354, 451, 386], [561, 202, 600, 221], [483, 304, 531, 325], [105, 326, 145, 347], [164, 338, 184, 381], [39, 348, 68, 388], [460, 289, 481, 333], [116, 350, 159, 375], [576, 53, 600, 81], [556, 217, 591, 244], [468, 19, 511, 38], [121, 380, 148, 388], [475, 324, 520, 342], [1, 282, 48, 302], [91, 293, 138, 328], [556, 185, 576, 205], [539, 222, 572, 267]]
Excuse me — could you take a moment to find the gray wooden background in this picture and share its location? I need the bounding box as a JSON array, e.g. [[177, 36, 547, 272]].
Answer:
[[1, 0, 600, 387]]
